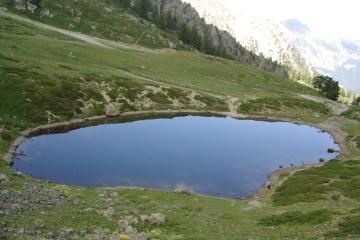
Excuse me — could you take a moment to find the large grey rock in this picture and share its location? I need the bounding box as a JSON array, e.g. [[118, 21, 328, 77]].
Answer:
[[0, 174, 8, 184], [149, 213, 166, 225], [101, 207, 116, 218], [106, 104, 120, 117]]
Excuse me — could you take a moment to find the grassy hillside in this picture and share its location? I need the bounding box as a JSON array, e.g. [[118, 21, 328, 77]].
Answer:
[[0, 11, 326, 139], [0, 6, 360, 240], [0, 0, 183, 49]]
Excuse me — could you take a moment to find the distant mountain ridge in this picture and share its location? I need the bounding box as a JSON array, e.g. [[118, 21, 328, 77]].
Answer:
[[182, 0, 314, 85], [146, 0, 288, 77], [282, 19, 360, 91], [182, 0, 360, 91]]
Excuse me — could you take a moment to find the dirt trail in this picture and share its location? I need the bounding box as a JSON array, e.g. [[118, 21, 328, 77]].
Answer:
[[0, 10, 156, 53]]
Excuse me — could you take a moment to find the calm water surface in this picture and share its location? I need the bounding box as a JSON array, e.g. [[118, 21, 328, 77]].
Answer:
[[13, 116, 339, 198]]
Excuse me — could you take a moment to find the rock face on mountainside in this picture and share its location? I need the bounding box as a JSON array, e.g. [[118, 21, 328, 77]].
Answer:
[[181, 0, 360, 91], [181, 0, 313, 83], [8, 0, 288, 77], [130, 0, 288, 77]]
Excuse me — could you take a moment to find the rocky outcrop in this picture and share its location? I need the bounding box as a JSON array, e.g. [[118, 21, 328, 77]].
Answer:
[[106, 103, 120, 117], [131, 0, 288, 77], [160, 0, 288, 76]]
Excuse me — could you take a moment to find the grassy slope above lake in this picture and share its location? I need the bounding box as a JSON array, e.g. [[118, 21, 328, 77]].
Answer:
[[0, 3, 360, 239]]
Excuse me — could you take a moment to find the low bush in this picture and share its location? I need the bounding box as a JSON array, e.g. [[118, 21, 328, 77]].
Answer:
[[259, 210, 332, 226]]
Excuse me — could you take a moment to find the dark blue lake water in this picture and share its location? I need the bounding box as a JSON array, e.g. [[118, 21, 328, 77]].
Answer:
[[13, 116, 339, 198]]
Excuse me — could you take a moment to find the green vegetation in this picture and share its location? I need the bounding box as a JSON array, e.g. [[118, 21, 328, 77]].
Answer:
[[194, 94, 229, 111], [163, 87, 191, 105], [146, 92, 172, 105], [313, 75, 340, 101], [239, 95, 330, 122], [1, 3, 360, 239], [272, 160, 360, 206], [0, 0, 182, 49], [341, 105, 360, 121], [259, 209, 332, 226], [327, 215, 360, 237]]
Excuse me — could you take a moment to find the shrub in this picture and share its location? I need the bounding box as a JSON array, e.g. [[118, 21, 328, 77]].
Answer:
[[313, 75, 340, 101], [259, 210, 332, 226]]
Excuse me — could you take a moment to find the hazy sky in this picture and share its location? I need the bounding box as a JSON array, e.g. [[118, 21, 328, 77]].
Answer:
[[222, 0, 360, 41]]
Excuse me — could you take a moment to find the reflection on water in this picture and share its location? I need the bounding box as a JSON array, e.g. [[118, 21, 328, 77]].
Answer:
[[13, 116, 339, 198]]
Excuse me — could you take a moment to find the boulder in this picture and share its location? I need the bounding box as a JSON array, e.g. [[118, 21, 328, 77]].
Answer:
[[149, 213, 166, 225], [139, 215, 150, 223], [174, 185, 192, 194], [0, 174, 8, 183], [125, 226, 137, 235], [106, 104, 120, 117], [101, 207, 116, 218], [110, 192, 118, 198], [327, 148, 336, 153]]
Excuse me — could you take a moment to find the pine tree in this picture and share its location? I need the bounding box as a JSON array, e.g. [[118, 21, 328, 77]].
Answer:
[[136, 0, 151, 19], [202, 27, 215, 55], [119, 0, 131, 9], [178, 22, 190, 44], [189, 26, 201, 50], [165, 12, 175, 30]]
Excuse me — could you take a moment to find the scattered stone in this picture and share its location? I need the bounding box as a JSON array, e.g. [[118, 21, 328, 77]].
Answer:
[[16, 228, 25, 235], [0, 174, 8, 184], [118, 219, 129, 230], [278, 165, 284, 169], [118, 215, 138, 230], [149, 213, 166, 225], [169, 42, 176, 49], [57, 228, 74, 238], [319, 158, 325, 163], [327, 148, 337, 153], [74, 17, 81, 24], [174, 184, 192, 194], [84, 208, 96, 213], [110, 192, 118, 198], [68, 52, 76, 59], [106, 103, 120, 117], [84, 228, 108, 240], [139, 215, 150, 223], [40, 8, 56, 18], [137, 65, 146, 70], [15, 0, 37, 13], [101, 207, 116, 218], [125, 226, 137, 235]]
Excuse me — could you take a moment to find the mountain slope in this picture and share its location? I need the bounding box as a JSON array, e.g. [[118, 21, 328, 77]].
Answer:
[[1, 2, 360, 240], [0, 0, 288, 77], [282, 19, 360, 91], [182, 0, 314, 84], [182, 0, 360, 92]]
